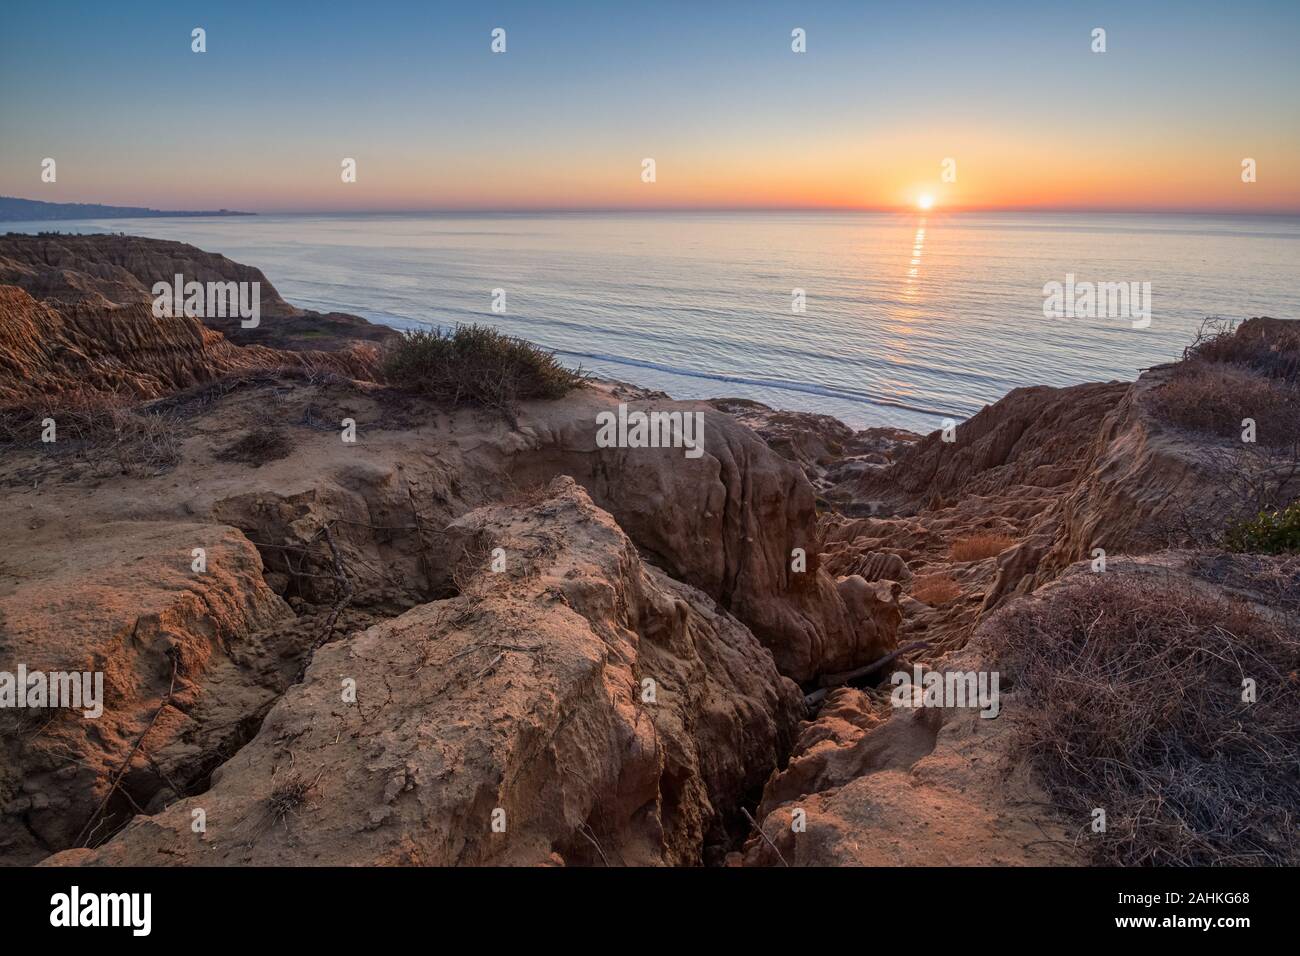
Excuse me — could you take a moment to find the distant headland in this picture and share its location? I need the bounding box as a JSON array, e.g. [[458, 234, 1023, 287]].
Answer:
[[0, 196, 255, 222]]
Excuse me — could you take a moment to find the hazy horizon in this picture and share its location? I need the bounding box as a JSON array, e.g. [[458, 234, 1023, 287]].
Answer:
[[8, 198, 1300, 218]]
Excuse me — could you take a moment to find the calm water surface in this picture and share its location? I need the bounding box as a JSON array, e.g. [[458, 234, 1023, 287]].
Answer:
[[11, 212, 1298, 431]]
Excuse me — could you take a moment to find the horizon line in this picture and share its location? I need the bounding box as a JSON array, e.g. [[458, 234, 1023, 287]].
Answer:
[[7, 196, 1300, 219]]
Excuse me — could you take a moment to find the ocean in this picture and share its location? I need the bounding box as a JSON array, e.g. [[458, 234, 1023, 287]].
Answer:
[[9, 211, 1298, 432]]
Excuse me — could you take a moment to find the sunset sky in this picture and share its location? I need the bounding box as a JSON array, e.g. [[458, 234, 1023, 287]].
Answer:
[[2, 0, 1298, 213]]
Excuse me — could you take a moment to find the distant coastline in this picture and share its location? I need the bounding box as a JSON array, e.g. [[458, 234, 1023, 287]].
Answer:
[[0, 195, 254, 222]]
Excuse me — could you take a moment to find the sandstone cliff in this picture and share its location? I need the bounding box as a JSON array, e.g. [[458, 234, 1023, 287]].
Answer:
[[0, 278, 899, 864], [1, 235, 1295, 868], [0, 234, 397, 351], [0, 284, 374, 404]]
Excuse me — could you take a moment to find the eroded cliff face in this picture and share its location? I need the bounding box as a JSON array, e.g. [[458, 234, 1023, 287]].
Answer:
[[0, 234, 397, 351], [0, 266, 899, 865], [0, 284, 374, 403], [729, 318, 1299, 868], [2, 235, 1293, 868], [0, 523, 295, 861], [43, 479, 803, 867], [0, 234, 299, 317]]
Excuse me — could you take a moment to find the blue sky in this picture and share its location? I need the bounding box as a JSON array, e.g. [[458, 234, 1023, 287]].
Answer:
[[2, 0, 1297, 211]]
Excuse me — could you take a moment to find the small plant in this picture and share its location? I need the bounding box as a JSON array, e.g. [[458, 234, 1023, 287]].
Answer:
[[949, 533, 1015, 562], [910, 572, 961, 606], [266, 772, 315, 828], [380, 325, 587, 415], [1225, 500, 1300, 554]]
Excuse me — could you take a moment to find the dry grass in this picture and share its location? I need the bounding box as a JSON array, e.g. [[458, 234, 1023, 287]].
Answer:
[[988, 571, 1300, 866], [1152, 320, 1300, 546], [1152, 361, 1300, 446], [949, 533, 1016, 562], [910, 572, 961, 606], [1153, 318, 1300, 447], [0, 388, 182, 475], [450, 529, 497, 596], [1184, 316, 1300, 382], [267, 773, 314, 827]]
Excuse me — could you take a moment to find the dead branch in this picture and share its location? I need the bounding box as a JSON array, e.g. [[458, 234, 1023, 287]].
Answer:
[[294, 522, 355, 682], [75, 653, 179, 847], [741, 806, 789, 867], [814, 639, 931, 691]]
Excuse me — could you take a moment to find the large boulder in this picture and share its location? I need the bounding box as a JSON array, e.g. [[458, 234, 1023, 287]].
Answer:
[[46, 479, 803, 866]]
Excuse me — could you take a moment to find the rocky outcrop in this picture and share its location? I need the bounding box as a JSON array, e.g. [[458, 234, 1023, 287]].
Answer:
[[45, 479, 802, 866], [0, 521, 294, 863], [854, 381, 1127, 511], [740, 641, 1077, 867], [0, 284, 375, 403], [709, 397, 918, 502], [1038, 363, 1300, 579], [0, 234, 397, 351], [485, 390, 900, 681], [0, 234, 296, 316], [1, 345, 896, 864]]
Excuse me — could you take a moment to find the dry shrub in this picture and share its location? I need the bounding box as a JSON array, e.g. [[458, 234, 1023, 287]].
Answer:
[[1153, 320, 1300, 546], [380, 325, 587, 417], [267, 773, 313, 827], [449, 529, 495, 595], [989, 572, 1300, 866], [215, 427, 293, 466], [1184, 316, 1300, 382], [1152, 362, 1300, 446], [1154, 318, 1300, 447], [257, 347, 377, 387], [0, 388, 181, 474], [910, 572, 961, 606], [949, 533, 1016, 562]]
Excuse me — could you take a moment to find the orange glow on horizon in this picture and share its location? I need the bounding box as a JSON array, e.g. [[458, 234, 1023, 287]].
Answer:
[[19, 131, 1300, 215]]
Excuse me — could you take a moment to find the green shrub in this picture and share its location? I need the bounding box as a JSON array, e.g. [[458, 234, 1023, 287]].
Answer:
[[1226, 500, 1300, 554], [380, 325, 586, 412]]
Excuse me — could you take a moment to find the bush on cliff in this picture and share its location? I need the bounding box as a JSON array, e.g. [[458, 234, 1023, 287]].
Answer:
[[380, 325, 586, 413], [1226, 500, 1300, 554], [989, 571, 1300, 866], [1184, 316, 1300, 383], [1153, 318, 1300, 447]]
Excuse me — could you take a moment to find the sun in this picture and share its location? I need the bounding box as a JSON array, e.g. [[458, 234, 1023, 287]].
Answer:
[[917, 194, 935, 210]]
